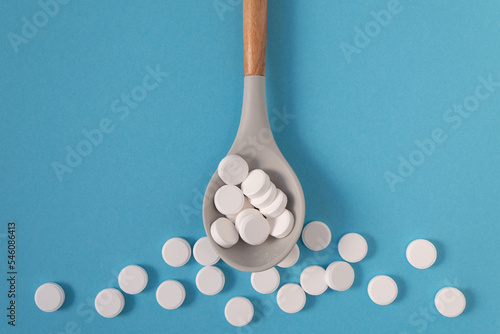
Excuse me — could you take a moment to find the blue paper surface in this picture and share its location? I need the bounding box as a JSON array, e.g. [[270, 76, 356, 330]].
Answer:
[[1, 1, 499, 333]]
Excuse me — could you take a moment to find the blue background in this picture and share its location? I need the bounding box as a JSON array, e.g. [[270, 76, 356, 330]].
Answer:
[[1, 0, 499, 333]]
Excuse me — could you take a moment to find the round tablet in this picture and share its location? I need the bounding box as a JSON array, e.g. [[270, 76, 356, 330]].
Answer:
[[214, 185, 245, 215], [218, 155, 249, 185], [193, 237, 220, 266], [241, 169, 271, 199], [268, 209, 294, 238], [250, 183, 277, 209], [196, 266, 225, 295], [35, 283, 65, 312], [338, 233, 368, 263], [406, 239, 437, 269], [156, 280, 185, 310], [277, 283, 306, 313], [235, 208, 261, 231], [367, 275, 398, 305], [260, 189, 287, 219], [162, 237, 191, 267], [95, 288, 125, 318], [435, 287, 466, 317], [302, 221, 331, 251], [251, 267, 280, 294], [325, 261, 355, 291], [300, 265, 328, 296], [225, 297, 254, 327], [211, 217, 239, 248], [239, 214, 270, 246], [277, 244, 300, 268], [118, 265, 148, 294]]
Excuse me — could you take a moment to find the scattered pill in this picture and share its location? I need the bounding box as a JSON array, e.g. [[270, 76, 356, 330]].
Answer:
[[367, 275, 398, 305], [35, 282, 65, 312], [196, 266, 225, 295], [406, 239, 437, 269], [215, 185, 245, 215], [325, 261, 354, 291], [211, 217, 239, 248], [193, 237, 220, 266], [338, 233, 368, 263], [277, 244, 300, 268], [162, 237, 191, 267], [251, 267, 280, 294], [268, 209, 294, 238], [118, 265, 148, 295], [225, 297, 254, 327], [250, 182, 277, 209], [238, 213, 270, 246], [218, 155, 249, 185], [300, 265, 328, 296], [241, 169, 271, 199], [235, 208, 261, 231], [156, 280, 185, 310], [434, 287, 466, 317], [302, 221, 331, 251], [95, 288, 125, 318], [260, 189, 287, 218], [277, 283, 306, 313]]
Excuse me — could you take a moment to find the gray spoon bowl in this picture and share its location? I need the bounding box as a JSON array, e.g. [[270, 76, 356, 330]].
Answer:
[[202, 76, 305, 273]]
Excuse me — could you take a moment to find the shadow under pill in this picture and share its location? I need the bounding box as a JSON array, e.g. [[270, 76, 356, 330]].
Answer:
[[362, 234, 377, 260], [429, 239, 445, 267], [301, 294, 316, 311], [140, 264, 159, 293], [58, 282, 75, 310], [120, 293, 135, 315], [350, 263, 363, 289], [460, 288, 475, 315], [217, 262, 236, 292], [177, 279, 196, 307], [391, 275, 407, 303]]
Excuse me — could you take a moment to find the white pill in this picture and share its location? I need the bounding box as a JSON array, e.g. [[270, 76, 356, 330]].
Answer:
[[338, 233, 368, 263], [406, 239, 437, 269], [435, 287, 466, 317], [302, 221, 331, 251], [300, 265, 328, 296], [218, 155, 249, 185], [162, 237, 191, 267], [367, 275, 398, 305], [260, 189, 288, 218], [214, 185, 245, 215], [277, 244, 300, 268], [241, 169, 271, 199], [235, 208, 261, 231], [95, 288, 125, 318], [277, 283, 306, 313], [227, 198, 253, 222], [251, 267, 280, 294], [225, 297, 254, 327], [325, 261, 355, 291], [196, 266, 225, 295], [193, 237, 220, 266], [268, 209, 294, 238], [35, 282, 65, 312], [156, 280, 185, 310], [118, 265, 148, 295], [211, 217, 239, 248], [238, 214, 270, 246], [250, 183, 277, 209]]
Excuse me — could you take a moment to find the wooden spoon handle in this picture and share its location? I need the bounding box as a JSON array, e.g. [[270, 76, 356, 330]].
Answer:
[[243, 0, 267, 76]]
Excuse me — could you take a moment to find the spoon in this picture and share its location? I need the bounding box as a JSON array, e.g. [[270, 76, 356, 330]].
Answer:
[[203, 0, 305, 273]]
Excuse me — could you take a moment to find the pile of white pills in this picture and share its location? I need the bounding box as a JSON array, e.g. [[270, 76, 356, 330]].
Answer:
[[32, 155, 467, 325], [211, 155, 294, 248]]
